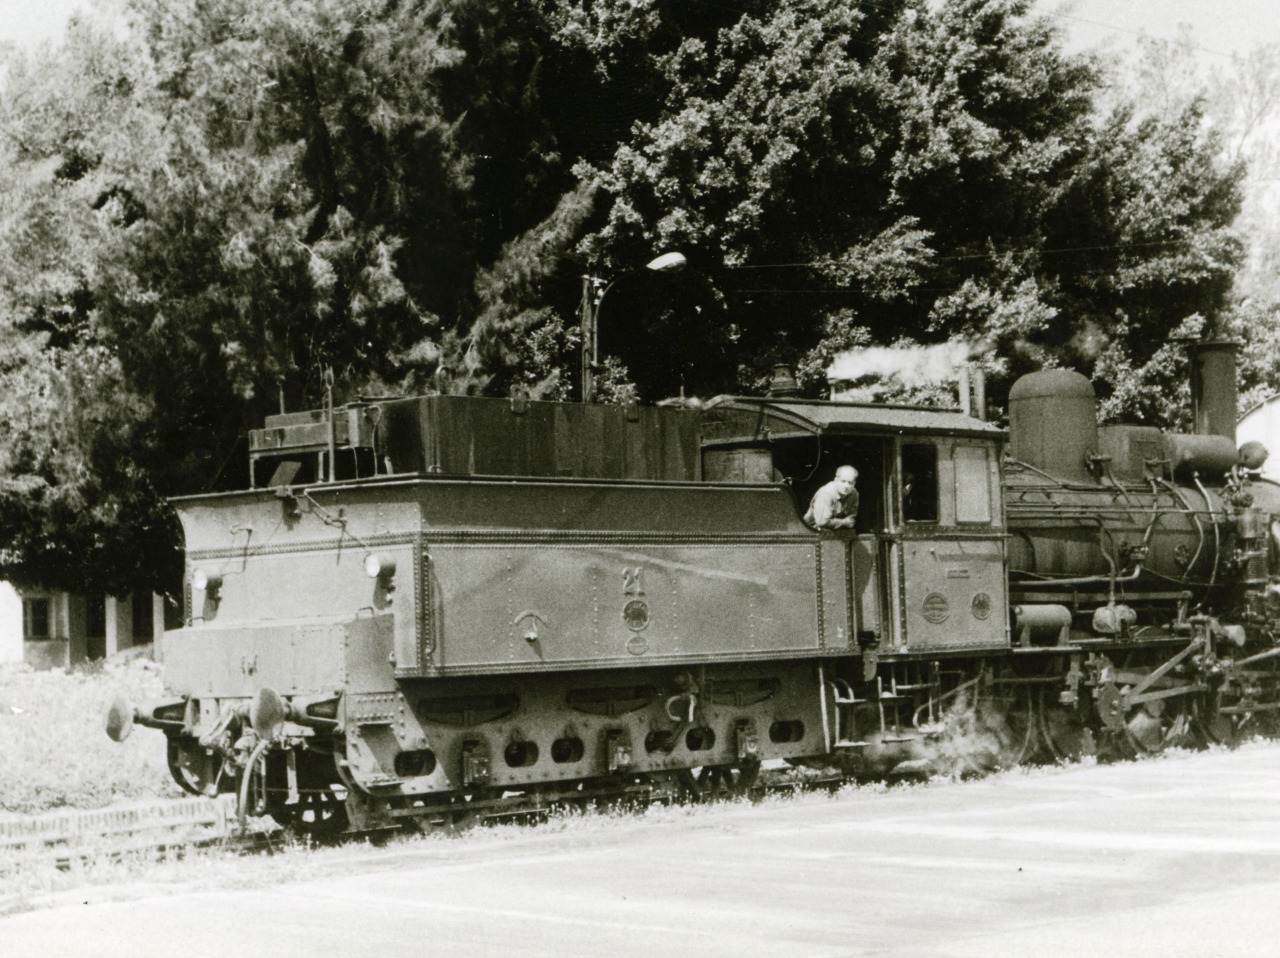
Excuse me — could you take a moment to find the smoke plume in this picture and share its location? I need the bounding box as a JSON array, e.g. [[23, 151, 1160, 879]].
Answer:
[[827, 341, 972, 387]]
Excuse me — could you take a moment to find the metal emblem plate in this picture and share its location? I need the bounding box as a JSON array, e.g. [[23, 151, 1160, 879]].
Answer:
[[623, 599, 649, 631], [971, 592, 992, 620], [922, 592, 949, 624]]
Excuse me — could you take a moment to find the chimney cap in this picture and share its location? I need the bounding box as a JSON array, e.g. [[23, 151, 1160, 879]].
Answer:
[[769, 364, 798, 397]]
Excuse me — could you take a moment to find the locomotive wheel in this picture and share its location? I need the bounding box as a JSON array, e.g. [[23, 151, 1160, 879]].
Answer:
[[167, 738, 211, 796], [1037, 694, 1091, 763], [1193, 697, 1240, 748], [168, 756, 205, 796], [1232, 707, 1280, 741], [1095, 683, 1193, 759], [270, 790, 350, 836], [678, 762, 761, 802], [984, 688, 1037, 768], [1117, 695, 1194, 757]]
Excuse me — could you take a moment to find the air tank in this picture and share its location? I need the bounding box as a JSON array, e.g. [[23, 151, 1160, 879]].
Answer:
[[1008, 369, 1098, 484]]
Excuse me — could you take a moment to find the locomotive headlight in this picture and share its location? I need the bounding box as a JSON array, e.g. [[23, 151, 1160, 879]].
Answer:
[[365, 553, 396, 581], [192, 569, 222, 594]]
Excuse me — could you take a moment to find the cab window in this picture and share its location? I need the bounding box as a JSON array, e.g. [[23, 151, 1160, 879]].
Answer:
[[902, 443, 939, 523], [771, 438, 886, 534], [954, 445, 992, 524]]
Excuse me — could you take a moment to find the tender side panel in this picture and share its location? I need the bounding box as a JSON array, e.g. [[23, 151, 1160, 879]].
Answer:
[[408, 481, 829, 675], [162, 616, 394, 698], [174, 480, 836, 680], [177, 492, 422, 672], [187, 541, 420, 677], [900, 537, 1008, 651], [423, 538, 823, 674]]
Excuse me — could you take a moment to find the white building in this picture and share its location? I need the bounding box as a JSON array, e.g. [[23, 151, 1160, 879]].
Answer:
[[0, 582, 21, 664], [0, 584, 165, 668], [1238, 395, 1280, 484]]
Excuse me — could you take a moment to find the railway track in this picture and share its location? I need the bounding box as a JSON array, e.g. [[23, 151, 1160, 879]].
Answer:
[[8, 704, 1258, 873], [0, 796, 275, 873], [9, 723, 1241, 872], [0, 767, 854, 872]]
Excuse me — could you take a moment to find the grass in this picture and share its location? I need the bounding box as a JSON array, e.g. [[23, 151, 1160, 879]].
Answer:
[[0, 654, 182, 816]]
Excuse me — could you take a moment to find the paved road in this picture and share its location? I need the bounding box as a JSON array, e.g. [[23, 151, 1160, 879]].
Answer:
[[5, 746, 1280, 957]]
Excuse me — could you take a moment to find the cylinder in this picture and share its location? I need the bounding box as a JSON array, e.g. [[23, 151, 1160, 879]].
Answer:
[[1013, 604, 1073, 647], [1190, 340, 1238, 441], [1009, 369, 1098, 483], [1163, 433, 1240, 481]]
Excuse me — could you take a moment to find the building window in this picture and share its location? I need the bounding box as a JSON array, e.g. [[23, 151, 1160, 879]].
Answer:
[[86, 594, 106, 640], [24, 597, 51, 640], [132, 591, 154, 641]]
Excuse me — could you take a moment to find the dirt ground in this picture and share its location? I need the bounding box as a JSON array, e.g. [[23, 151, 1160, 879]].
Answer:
[[4, 744, 1280, 957]]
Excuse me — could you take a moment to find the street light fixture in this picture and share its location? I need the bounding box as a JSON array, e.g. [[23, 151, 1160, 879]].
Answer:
[[580, 252, 688, 403]]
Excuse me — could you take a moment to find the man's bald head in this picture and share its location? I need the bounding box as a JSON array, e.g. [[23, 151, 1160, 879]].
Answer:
[[834, 465, 857, 495]]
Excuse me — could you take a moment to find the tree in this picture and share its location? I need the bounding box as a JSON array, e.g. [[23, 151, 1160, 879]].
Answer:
[[0, 0, 1256, 593], [573, 0, 1243, 411]]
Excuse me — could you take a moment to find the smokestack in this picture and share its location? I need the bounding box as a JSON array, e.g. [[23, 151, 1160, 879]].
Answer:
[[1190, 340, 1238, 441], [769, 364, 798, 397], [957, 365, 986, 420]]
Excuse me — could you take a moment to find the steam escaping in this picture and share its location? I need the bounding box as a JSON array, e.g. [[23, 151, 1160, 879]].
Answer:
[[827, 341, 972, 388], [825, 688, 1092, 783]]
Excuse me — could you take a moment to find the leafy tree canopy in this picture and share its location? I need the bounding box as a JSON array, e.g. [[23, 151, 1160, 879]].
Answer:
[[0, 0, 1253, 592]]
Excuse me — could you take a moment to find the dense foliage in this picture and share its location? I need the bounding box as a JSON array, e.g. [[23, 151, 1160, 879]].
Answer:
[[0, 0, 1259, 592]]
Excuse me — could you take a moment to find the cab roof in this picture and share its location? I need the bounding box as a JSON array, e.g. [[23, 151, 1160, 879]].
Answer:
[[699, 396, 1007, 445]]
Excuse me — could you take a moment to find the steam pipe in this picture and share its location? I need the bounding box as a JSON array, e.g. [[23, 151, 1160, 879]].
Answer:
[[237, 738, 271, 834], [1193, 474, 1221, 586], [912, 675, 981, 728], [1158, 477, 1207, 583], [1013, 566, 1144, 589]]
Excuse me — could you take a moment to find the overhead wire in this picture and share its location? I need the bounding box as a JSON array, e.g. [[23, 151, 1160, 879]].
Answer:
[[1056, 14, 1236, 61]]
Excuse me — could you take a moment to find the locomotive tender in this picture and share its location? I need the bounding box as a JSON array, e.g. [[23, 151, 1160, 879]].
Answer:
[[108, 341, 1280, 831]]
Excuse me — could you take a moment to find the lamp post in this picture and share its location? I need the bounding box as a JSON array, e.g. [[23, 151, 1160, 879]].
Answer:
[[580, 252, 687, 403]]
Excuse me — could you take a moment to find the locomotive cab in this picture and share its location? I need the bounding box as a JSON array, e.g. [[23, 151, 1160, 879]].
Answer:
[[698, 397, 1010, 655]]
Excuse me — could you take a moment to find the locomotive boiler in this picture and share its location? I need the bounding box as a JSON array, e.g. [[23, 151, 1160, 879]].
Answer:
[[106, 341, 1280, 831]]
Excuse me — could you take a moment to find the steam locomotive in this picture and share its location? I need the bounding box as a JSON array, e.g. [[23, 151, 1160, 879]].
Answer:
[[106, 341, 1280, 832]]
